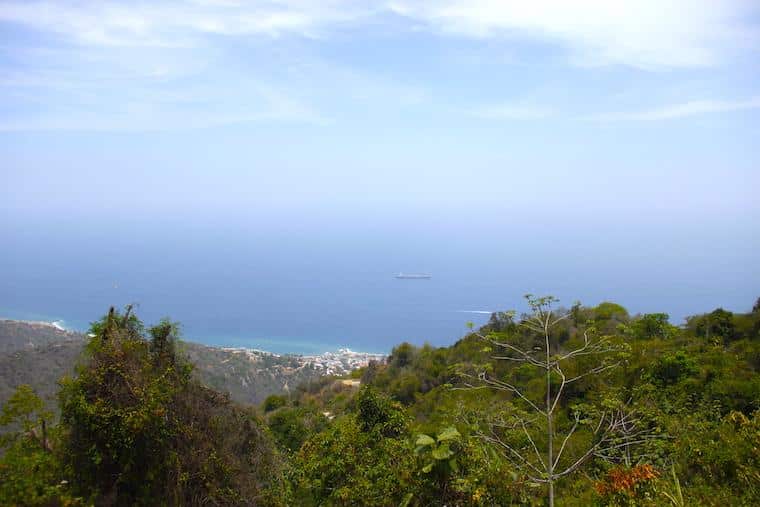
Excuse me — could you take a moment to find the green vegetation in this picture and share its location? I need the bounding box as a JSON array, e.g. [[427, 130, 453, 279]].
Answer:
[[1, 297, 759, 505], [2, 307, 288, 506], [0, 319, 325, 418], [266, 296, 760, 506]]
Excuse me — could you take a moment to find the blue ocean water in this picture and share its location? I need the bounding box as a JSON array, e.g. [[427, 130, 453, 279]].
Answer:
[[1, 218, 757, 354]]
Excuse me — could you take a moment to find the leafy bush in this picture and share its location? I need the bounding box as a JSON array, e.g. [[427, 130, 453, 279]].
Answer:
[[626, 313, 677, 340], [646, 351, 698, 386], [355, 386, 406, 437], [693, 308, 737, 342], [0, 386, 82, 505], [594, 464, 659, 505], [59, 307, 288, 506], [292, 395, 415, 506], [263, 394, 287, 413], [267, 405, 328, 452]]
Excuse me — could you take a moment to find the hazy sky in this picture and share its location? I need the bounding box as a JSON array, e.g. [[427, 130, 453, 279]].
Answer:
[[1, 1, 759, 327]]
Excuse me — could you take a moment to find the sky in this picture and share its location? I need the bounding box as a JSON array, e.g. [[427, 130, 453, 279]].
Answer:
[[1, 1, 760, 339]]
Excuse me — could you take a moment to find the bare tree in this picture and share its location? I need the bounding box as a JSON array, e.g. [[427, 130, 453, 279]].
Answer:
[[461, 295, 655, 506]]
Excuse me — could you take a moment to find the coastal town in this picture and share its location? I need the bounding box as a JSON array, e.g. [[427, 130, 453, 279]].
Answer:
[[220, 346, 386, 377], [2, 318, 387, 379]]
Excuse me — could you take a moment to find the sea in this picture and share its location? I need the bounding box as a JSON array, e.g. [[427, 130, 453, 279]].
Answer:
[[1, 217, 757, 355]]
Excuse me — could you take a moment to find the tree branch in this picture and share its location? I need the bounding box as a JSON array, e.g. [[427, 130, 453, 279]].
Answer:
[[565, 362, 619, 384], [477, 431, 546, 478], [520, 418, 546, 469], [553, 413, 580, 469]]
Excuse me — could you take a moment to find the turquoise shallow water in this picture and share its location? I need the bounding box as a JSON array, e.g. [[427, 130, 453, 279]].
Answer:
[[0, 278, 494, 355], [2, 221, 757, 354], [0, 308, 392, 355]]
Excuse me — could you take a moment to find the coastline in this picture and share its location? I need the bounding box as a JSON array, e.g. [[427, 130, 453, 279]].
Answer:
[[0, 318, 68, 332], [219, 346, 386, 376], [1, 316, 387, 375], [0, 317, 78, 334]]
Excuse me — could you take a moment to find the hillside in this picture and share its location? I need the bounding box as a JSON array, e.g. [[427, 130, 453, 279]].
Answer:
[[1, 299, 759, 506], [0, 319, 355, 409], [181, 341, 322, 405], [264, 297, 760, 506], [0, 319, 84, 353]]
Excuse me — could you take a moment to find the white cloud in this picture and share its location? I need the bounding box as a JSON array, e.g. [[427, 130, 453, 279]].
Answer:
[[0, 1, 372, 46], [1, 1, 758, 131], [0, 1, 756, 67], [591, 96, 760, 121], [389, 0, 758, 68]]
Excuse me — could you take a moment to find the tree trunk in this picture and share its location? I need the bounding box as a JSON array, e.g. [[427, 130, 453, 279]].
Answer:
[[42, 419, 48, 451], [549, 481, 555, 507], [546, 327, 555, 507]]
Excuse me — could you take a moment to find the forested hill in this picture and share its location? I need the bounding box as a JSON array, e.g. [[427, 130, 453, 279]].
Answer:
[[0, 319, 84, 353], [1, 299, 759, 506], [264, 298, 760, 506], [0, 319, 325, 409]]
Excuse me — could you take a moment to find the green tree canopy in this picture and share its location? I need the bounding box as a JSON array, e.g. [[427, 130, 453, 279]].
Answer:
[[59, 306, 288, 506]]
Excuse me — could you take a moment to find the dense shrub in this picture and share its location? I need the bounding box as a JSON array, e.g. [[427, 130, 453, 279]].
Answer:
[[292, 388, 415, 505], [646, 350, 698, 386], [58, 307, 288, 506]]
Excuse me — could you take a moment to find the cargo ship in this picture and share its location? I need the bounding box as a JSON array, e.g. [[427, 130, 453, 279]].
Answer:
[[395, 273, 432, 279]]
